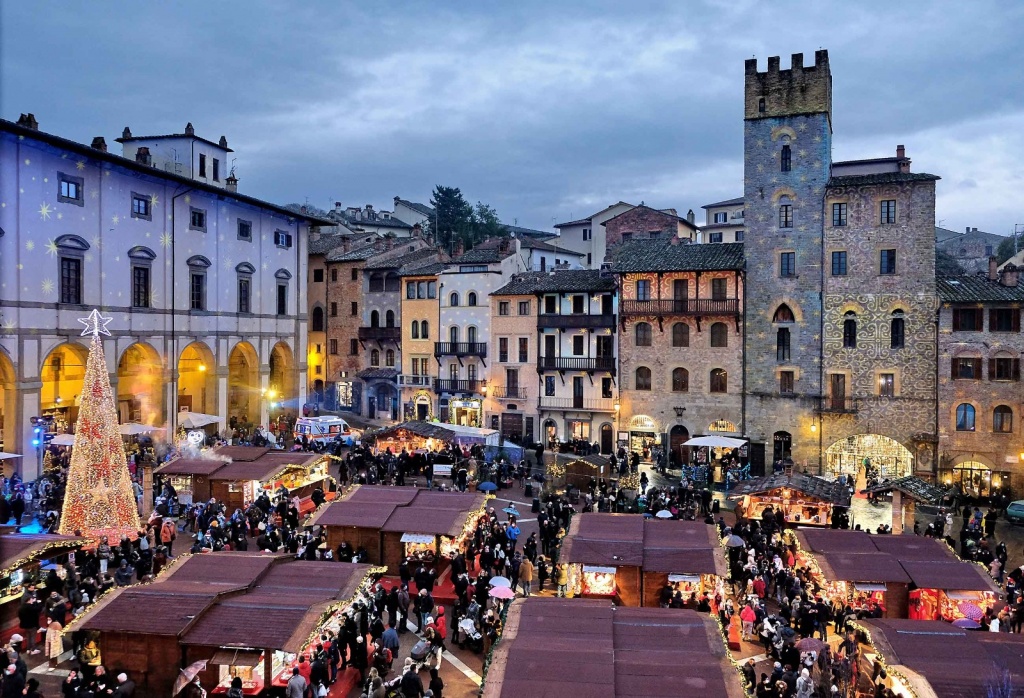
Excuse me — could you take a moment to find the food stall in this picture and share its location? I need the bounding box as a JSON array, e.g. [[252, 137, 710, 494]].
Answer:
[[1, 532, 86, 635], [207, 447, 333, 514], [549, 454, 618, 492], [900, 558, 999, 621], [380, 490, 488, 572], [639, 519, 728, 608], [729, 471, 850, 527], [153, 458, 225, 506], [307, 486, 419, 565]]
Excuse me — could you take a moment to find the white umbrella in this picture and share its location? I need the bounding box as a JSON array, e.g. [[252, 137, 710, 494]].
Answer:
[[0, 453, 24, 460], [683, 435, 746, 448], [119, 423, 165, 436], [489, 576, 512, 588], [48, 434, 76, 446], [177, 412, 222, 429], [172, 660, 208, 696], [655, 509, 673, 519]]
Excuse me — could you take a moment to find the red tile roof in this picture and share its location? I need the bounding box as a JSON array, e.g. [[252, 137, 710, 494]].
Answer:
[[309, 487, 483, 537], [154, 458, 230, 476], [0, 533, 87, 575]]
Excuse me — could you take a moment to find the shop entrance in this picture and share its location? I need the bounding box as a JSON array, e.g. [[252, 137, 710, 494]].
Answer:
[[825, 433, 914, 481], [946, 461, 1008, 499], [544, 419, 557, 447], [600, 423, 614, 454], [450, 398, 481, 427], [773, 431, 792, 463], [628, 415, 659, 461], [669, 425, 690, 467]]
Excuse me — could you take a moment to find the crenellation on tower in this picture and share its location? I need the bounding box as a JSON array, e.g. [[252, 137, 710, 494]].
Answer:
[[744, 50, 832, 126]]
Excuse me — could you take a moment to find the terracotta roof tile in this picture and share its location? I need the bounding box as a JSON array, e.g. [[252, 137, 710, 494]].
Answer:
[[608, 240, 744, 273]]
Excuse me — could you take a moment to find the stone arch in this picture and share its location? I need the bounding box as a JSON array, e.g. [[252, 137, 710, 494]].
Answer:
[[824, 434, 914, 480], [179, 341, 217, 416], [117, 342, 164, 425], [311, 304, 325, 332], [0, 347, 16, 455], [770, 125, 798, 142], [768, 298, 805, 324], [269, 341, 296, 415], [770, 187, 797, 204], [836, 300, 866, 316], [226, 341, 258, 421], [40, 342, 90, 423]]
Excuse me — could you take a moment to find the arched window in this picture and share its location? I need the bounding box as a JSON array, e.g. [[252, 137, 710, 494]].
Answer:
[[450, 292, 460, 307], [385, 349, 395, 367], [385, 310, 395, 328], [449, 326, 459, 343], [710, 368, 727, 393], [955, 404, 976, 431], [384, 272, 400, 292], [710, 322, 728, 348], [781, 144, 792, 172], [421, 320, 429, 339], [843, 312, 857, 348], [994, 405, 1013, 433], [672, 323, 689, 348], [311, 306, 324, 332], [368, 273, 384, 292], [891, 311, 905, 349], [773, 304, 795, 323], [467, 326, 477, 343], [671, 368, 689, 392], [777, 327, 791, 361], [370, 310, 380, 328], [635, 367, 652, 391], [370, 349, 380, 367], [635, 322, 652, 347], [467, 292, 478, 306], [411, 320, 420, 339]]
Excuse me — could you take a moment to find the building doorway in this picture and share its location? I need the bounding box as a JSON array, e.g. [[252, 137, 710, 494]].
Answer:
[[226, 342, 258, 421], [773, 431, 792, 464], [600, 423, 614, 454], [669, 424, 690, 467], [825, 433, 914, 481]]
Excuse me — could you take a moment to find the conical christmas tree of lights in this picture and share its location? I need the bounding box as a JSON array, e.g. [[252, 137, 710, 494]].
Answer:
[[58, 310, 141, 540]]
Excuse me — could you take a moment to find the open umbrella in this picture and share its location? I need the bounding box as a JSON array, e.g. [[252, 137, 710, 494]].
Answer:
[[49, 434, 76, 446], [489, 576, 512, 588], [683, 435, 746, 448], [177, 411, 222, 429], [655, 510, 673, 519], [489, 586, 515, 599], [172, 660, 209, 696], [0, 453, 24, 460], [502, 506, 521, 517], [952, 618, 981, 629], [476, 481, 498, 492], [725, 534, 746, 548], [796, 637, 828, 652], [957, 601, 984, 622], [119, 423, 165, 436]]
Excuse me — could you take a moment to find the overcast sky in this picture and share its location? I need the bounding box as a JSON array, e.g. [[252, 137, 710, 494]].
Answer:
[[2, 1, 1021, 235]]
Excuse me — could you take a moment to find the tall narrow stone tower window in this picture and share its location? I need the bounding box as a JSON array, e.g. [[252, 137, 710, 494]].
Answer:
[[781, 145, 792, 172], [843, 312, 857, 348]]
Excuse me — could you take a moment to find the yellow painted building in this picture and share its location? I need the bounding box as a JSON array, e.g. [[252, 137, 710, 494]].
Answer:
[[399, 265, 445, 420]]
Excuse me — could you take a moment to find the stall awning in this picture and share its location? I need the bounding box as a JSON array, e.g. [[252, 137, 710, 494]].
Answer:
[[583, 565, 617, 575], [944, 590, 986, 600], [668, 574, 701, 584], [854, 583, 887, 593], [210, 649, 263, 667], [401, 533, 436, 544]]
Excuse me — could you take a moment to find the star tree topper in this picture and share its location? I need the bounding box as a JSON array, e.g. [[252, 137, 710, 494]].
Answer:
[[78, 309, 113, 337]]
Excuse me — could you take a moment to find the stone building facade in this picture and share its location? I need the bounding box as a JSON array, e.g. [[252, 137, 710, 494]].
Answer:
[[399, 264, 444, 421], [602, 205, 697, 247], [936, 270, 1024, 495], [484, 280, 542, 444], [613, 240, 745, 464]]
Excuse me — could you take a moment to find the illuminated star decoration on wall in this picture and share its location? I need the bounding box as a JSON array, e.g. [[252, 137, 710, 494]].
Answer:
[[45, 239, 59, 256], [78, 309, 113, 337], [39, 202, 52, 220]]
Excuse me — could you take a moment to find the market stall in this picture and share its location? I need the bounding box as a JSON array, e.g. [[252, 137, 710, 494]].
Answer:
[[307, 486, 418, 564], [380, 490, 487, 572], [548, 454, 617, 492], [153, 458, 225, 507], [729, 471, 850, 527], [368, 421, 524, 467], [0, 532, 86, 636], [861, 476, 954, 534], [207, 447, 333, 514]]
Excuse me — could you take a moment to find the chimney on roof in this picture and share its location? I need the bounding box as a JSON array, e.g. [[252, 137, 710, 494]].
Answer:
[[989, 256, 999, 281], [184, 122, 195, 136], [219, 135, 228, 148], [122, 127, 132, 139], [16, 113, 39, 130], [454, 239, 465, 256], [686, 209, 695, 224], [499, 237, 512, 254], [384, 236, 394, 251], [973, 227, 979, 233], [966, 227, 970, 234], [341, 236, 351, 253], [90, 137, 107, 152], [412, 223, 422, 238], [669, 234, 681, 246], [896, 144, 911, 173], [135, 147, 152, 165], [225, 174, 238, 192], [1000, 264, 1020, 288], [334, 202, 342, 213], [896, 144, 905, 159]]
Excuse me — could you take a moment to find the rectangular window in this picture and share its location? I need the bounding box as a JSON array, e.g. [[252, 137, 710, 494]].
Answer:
[[952, 308, 982, 331], [58, 173, 84, 206], [832, 203, 847, 227], [276, 284, 287, 315], [711, 278, 727, 300], [992, 358, 1020, 381], [636, 280, 651, 301], [351, 302, 358, 316], [986, 245, 994, 257], [714, 212, 727, 224], [189, 272, 205, 310], [709, 232, 723, 243], [880, 249, 896, 275], [572, 335, 584, 356], [329, 339, 338, 355], [131, 194, 151, 220], [351, 268, 358, 281], [951, 357, 982, 380], [545, 376, 555, 397], [313, 269, 324, 283], [572, 295, 585, 314], [544, 296, 557, 314], [780, 252, 796, 277], [238, 277, 251, 313], [583, 228, 591, 241], [350, 339, 358, 355], [274, 230, 293, 248], [498, 301, 510, 316], [330, 302, 337, 317], [199, 153, 207, 178], [189, 207, 206, 232], [831, 251, 848, 276], [781, 145, 792, 172], [331, 268, 338, 282], [518, 337, 528, 363], [518, 301, 530, 315], [601, 377, 613, 398], [59, 257, 82, 304], [990, 308, 1020, 333], [879, 373, 895, 397], [880, 200, 896, 224], [407, 282, 416, 300], [734, 231, 744, 242], [779, 204, 793, 228], [212, 158, 220, 181], [132, 266, 150, 308], [779, 370, 794, 395], [499, 338, 509, 362], [237, 219, 252, 241]]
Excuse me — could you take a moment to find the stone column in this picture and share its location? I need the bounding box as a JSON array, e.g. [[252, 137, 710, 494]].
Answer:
[[259, 370, 270, 427], [216, 368, 229, 424], [18, 383, 42, 481], [141, 462, 154, 518]]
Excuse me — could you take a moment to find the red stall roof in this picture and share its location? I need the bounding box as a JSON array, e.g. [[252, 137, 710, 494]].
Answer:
[[309, 486, 483, 538], [153, 458, 229, 476]]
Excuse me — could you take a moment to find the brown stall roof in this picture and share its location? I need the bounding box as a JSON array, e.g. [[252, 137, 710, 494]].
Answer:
[[0, 533, 87, 576], [346, 485, 421, 506], [729, 471, 851, 507], [208, 453, 312, 482], [154, 458, 230, 477], [483, 599, 745, 698], [308, 501, 398, 529], [165, 551, 278, 587], [215, 446, 271, 461], [868, 535, 959, 561], [797, 528, 880, 555], [898, 559, 998, 593], [381, 491, 485, 537], [560, 514, 645, 567], [859, 619, 1024, 698], [83, 588, 219, 635], [809, 551, 911, 584]]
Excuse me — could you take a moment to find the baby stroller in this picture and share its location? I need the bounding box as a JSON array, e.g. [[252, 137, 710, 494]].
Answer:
[[409, 639, 433, 672], [457, 618, 483, 653]]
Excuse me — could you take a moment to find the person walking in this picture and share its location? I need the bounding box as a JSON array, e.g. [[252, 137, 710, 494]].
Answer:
[[518, 556, 534, 596], [555, 564, 569, 597]]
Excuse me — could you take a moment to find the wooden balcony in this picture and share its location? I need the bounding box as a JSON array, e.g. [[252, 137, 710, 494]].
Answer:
[[357, 326, 401, 342], [434, 342, 488, 358], [537, 356, 616, 373], [620, 298, 739, 316], [538, 314, 616, 329], [818, 396, 857, 414], [434, 379, 484, 394]]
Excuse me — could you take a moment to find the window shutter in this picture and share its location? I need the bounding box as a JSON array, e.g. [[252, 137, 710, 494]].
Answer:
[[1015, 310, 1021, 333], [1014, 359, 1021, 381], [989, 309, 997, 331], [951, 359, 958, 380], [989, 358, 996, 380]]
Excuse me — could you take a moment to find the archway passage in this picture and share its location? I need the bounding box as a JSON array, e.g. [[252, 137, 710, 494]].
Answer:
[[269, 342, 296, 416], [0, 350, 14, 455], [179, 342, 217, 416], [40, 343, 89, 433], [825, 433, 914, 481], [227, 342, 258, 423], [950, 461, 998, 499], [669, 424, 690, 467], [117, 343, 164, 425]]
